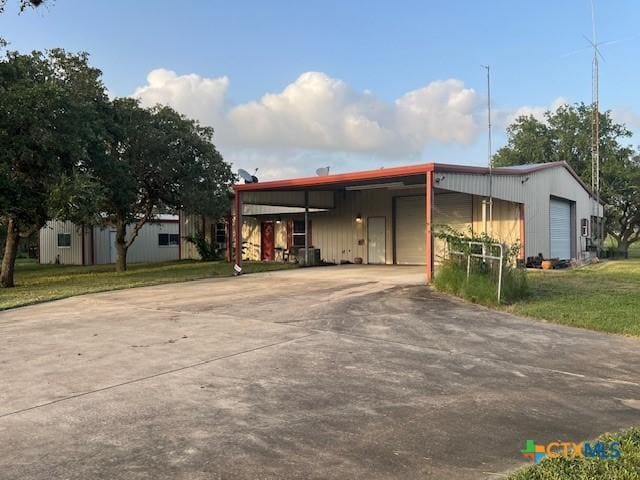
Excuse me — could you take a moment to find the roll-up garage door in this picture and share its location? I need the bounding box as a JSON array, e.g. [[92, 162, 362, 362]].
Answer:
[[549, 198, 571, 260], [395, 196, 426, 265], [433, 193, 473, 263]]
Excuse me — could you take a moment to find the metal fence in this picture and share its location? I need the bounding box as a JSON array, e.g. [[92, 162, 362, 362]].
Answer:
[[446, 240, 505, 303]]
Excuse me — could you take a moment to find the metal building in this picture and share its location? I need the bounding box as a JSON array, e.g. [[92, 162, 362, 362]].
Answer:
[[39, 215, 180, 265], [228, 162, 603, 282]]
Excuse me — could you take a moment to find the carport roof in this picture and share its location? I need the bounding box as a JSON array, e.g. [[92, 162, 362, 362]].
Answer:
[[233, 161, 594, 196]]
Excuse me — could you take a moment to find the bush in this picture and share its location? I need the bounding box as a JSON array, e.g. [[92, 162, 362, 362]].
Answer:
[[185, 232, 222, 261], [433, 227, 528, 305]]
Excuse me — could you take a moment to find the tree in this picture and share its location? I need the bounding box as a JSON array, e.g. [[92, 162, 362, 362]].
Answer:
[[493, 103, 640, 255], [93, 99, 234, 272], [1, 0, 48, 47], [0, 49, 106, 287], [0, 0, 45, 12]]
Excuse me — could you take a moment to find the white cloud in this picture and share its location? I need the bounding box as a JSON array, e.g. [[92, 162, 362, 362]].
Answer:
[[132, 70, 481, 159], [132, 69, 585, 179], [611, 106, 640, 130], [132, 68, 229, 127], [498, 97, 568, 127]]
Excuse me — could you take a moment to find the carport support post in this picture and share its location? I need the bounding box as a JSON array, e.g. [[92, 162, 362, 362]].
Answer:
[[234, 189, 243, 268], [426, 170, 434, 283], [304, 190, 309, 266]]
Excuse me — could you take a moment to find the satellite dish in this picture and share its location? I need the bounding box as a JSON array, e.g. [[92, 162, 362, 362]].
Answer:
[[316, 166, 330, 177], [238, 168, 259, 184]]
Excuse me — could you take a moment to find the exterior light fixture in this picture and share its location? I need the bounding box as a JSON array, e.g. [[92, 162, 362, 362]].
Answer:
[[355, 213, 363, 223], [275, 217, 282, 224]]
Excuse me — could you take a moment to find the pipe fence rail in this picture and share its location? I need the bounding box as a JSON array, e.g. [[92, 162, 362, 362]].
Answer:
[[446, 240, 504, 304]]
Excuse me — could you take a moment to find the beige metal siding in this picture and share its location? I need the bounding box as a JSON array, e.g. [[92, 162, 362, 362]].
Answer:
[[470, 197, 522, 257], [436, 166, 598, 259], [433, 193, 472, 263], [312, 187, 423, 264], [180, 214, 203, 260], [240, 187, 426, 265], [243, 190, 334, 209]]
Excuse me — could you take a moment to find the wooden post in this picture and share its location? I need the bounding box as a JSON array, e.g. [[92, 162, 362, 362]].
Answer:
[[426, 170, 433, 283]]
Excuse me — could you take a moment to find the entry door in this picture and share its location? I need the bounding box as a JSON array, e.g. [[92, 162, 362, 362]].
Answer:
[[550, 198, 571, 259], [109, 231, 117, 263], [367, 216, 386, 264], [261, 222, 275, 261]]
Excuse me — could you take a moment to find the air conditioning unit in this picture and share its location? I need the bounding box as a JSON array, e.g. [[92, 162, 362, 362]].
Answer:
[[298, 248, 321, 266]]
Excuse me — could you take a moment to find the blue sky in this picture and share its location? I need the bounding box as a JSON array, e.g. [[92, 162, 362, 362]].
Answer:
[[1, 0, 639, 178]]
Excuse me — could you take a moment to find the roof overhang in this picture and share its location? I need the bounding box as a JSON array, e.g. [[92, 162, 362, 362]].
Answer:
[[232, 160, 602, 206], [233, 163, 433, 193]]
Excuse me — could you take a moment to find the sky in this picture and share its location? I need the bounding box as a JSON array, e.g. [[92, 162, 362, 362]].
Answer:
[[1, 0, 639, 179]]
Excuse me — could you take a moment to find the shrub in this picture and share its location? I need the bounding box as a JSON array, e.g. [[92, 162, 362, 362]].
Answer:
[[434, 227, 528, 305], [185, 232, 222, 261]]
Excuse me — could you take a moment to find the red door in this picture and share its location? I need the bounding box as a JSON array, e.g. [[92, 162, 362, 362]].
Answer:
[[261, 221, 275, 261]]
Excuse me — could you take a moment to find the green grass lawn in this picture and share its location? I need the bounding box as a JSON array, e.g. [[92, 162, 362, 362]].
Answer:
[[506, 256, 640, 336], [0, 259, 297, 311], [508, 427, 640, 480]]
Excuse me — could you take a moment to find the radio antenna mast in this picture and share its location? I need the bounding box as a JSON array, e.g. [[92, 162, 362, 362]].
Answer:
[[588, 0, 603, 246], [482, 65, 493, 236]]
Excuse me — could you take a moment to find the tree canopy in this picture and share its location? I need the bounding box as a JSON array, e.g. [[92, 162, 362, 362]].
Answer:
[[0, 47, 235, 286], [494, 103, 640, 254], [0, 49, 106, 287], [95, 98, 234, 272]]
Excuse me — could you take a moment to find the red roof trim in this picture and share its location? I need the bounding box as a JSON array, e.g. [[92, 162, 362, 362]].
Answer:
[[233, 163, 434, 192], [233, 160, 598, 201]]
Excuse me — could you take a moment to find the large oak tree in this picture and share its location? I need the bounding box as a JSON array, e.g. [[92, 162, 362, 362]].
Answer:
[[494, 103, 640, 255], [94, 98, 234, 272], [0, 49, 106, 287]]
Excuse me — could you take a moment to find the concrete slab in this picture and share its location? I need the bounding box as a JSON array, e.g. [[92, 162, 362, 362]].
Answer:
[[1, 265, 640, 479]]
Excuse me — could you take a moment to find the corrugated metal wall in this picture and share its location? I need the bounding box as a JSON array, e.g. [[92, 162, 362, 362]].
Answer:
[[39, 220, 84, 264], [238, 188, 523, 266], [180, 214, 203, 260], [436, 166, 598, 259], [93, 222, 179, 264]]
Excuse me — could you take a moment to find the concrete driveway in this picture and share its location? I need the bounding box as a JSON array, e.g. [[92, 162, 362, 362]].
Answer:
[[2, 265, 640, 479]]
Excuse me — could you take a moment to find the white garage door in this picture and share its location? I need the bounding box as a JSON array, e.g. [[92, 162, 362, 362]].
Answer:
[[395, 196, 426, 265], [549, 198, 571, 260]]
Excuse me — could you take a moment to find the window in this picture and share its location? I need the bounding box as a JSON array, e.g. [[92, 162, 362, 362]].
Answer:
[[209, 222, 227, 251], [57, 233, 71, 248], [158, 233, 180, 246], [292, 220, 308, 247]]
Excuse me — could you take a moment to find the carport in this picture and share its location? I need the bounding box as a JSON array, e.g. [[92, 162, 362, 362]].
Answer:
[[233, 163, 552, 282], [233, 164, 441, 282]]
